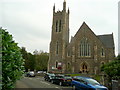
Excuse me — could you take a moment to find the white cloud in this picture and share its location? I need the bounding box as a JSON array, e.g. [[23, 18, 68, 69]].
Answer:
[[0, 0, 119, 55]]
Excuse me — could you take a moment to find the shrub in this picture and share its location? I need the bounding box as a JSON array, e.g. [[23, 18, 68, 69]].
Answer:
[[1, 28, 24, 89]]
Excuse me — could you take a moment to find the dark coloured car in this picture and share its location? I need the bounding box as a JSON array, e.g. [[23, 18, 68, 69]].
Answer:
[[71, 76, 108, 90], [44, 73, 55, 82], [51, 75, 72, 86]]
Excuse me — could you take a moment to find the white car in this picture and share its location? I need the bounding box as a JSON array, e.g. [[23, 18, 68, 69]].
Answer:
[[26, 71, 35, 77], [37, 71, 43, 74]]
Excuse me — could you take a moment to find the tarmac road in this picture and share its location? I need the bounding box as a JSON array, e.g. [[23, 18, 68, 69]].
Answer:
[[15, 76, 72, 90]]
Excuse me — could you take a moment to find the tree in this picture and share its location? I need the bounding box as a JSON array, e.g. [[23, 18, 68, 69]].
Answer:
[[101, 55, 120, 79], [117, 54, 120, 60], [35, 51, 49, 71], [2, 28, 24, 89], [21, 49, 49, 72], [27, 53, 35, 71], [21, 47, 28, 71], [21, 47, 35, 71]]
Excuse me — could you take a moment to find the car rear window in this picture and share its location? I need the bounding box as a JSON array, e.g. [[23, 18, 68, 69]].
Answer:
[[64, 76, 72, 79]]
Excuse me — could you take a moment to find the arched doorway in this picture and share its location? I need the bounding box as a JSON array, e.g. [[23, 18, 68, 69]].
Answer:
[[80, 62, 89, 73]]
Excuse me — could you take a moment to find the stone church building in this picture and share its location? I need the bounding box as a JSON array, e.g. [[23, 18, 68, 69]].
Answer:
[[48, 1, 115, 75]]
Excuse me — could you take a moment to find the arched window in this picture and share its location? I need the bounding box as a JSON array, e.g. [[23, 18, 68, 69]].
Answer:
[[56, 42, 59, 55], [59, 20, 61, 32], [67, 63, 70, 69], [101, 61, 105, 66], [67, 49, 71, 56], [56, 61, 58, 68], [101, 48, 105, 57], [67, 62, 71, 71], [79, 38, 91, 57], [56, 20, 58, 32]]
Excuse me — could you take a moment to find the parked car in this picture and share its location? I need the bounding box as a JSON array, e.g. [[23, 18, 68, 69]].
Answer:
[[44, 73, 55, 82], [51, 75, 72, 86], [37, 71, 43, 74], [36, 71, 43, 76], [25, 71, 35, 77], [71, 76, 108, 90]]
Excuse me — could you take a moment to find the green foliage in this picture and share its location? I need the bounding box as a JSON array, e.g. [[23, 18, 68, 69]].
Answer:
[[101, 55, 120, 79], [35, 52, 49, 71], [21, 48, 49, 71], [117, 54, 120, 60], [21, 47, 36, 71], [27, 53, 35, 71], [2, 28, 24, 89], [93, 75, 101, 82], [65, 74, 81, 77]]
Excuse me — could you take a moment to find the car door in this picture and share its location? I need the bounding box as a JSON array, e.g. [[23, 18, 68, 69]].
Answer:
[[78, 79, 89, 89], [53, 76, 60, 84], [71, 78, 82, 89], [57, 76, 63, 84]]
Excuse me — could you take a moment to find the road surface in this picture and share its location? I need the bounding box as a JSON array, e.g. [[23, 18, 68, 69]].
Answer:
[[15, 76, 72, 90]]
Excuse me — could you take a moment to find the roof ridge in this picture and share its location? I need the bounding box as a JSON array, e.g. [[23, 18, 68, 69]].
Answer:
[[97, 34, 112, 36]]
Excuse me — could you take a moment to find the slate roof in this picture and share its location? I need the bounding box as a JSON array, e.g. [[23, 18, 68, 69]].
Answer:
[[97, 34, 114, 49]]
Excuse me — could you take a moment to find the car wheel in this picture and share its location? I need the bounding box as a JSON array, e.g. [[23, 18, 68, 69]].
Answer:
[[59, 82, 62, 86], [51, 80, 54, 84]]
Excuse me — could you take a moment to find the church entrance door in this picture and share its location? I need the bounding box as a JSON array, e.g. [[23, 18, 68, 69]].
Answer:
[[80, 62, 89, 73]]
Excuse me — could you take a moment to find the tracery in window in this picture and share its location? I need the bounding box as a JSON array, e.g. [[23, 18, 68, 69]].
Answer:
[[79, 38, 91, 57], [56, 20, 62, 32]]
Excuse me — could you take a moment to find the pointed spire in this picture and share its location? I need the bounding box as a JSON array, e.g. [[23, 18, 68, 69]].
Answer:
[[68, 8, 70, 14], [53, 3, 55, 13], [63, 0, 66, 11]]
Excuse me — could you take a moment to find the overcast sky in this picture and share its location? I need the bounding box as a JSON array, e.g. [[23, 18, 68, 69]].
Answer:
[[0, 0, 119, 55]]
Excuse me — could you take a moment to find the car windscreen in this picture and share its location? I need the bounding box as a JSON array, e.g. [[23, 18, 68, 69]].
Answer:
[[86, 78, 100, 85]]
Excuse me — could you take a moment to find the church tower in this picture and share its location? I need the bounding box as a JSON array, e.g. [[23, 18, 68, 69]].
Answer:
[[48, 0, 69, 73]]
